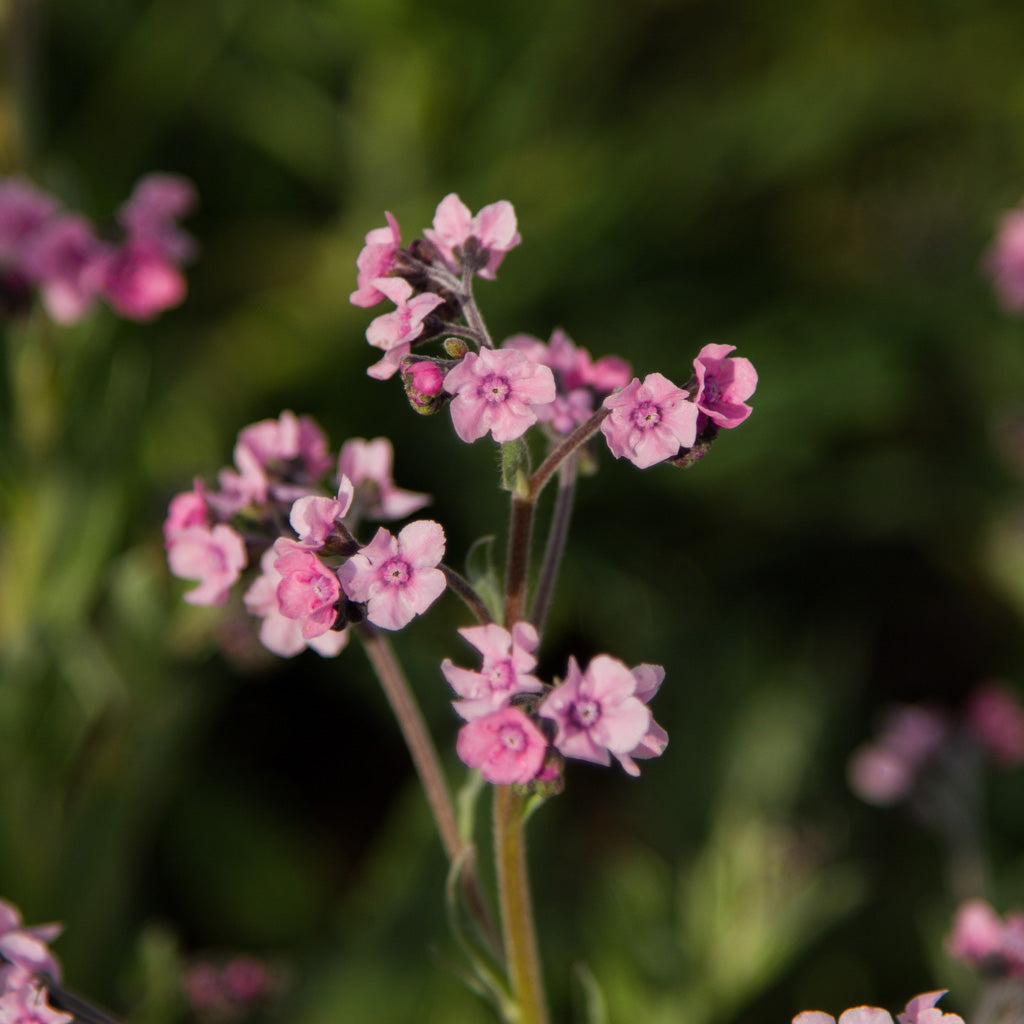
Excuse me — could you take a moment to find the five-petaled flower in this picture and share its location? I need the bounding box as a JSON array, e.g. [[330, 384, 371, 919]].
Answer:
[[600, 372, 698, 469], [339, 520, 446, 630], [456, 706, 548, 784], [443, 347, 556, 444]]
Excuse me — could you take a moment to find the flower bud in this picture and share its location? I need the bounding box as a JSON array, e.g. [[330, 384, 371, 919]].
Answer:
[[401, 357, 449, 415], [443, 337, 469, 358]]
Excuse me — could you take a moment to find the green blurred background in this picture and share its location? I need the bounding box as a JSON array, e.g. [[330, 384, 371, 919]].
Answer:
[[4, 0, 1024, 1020]]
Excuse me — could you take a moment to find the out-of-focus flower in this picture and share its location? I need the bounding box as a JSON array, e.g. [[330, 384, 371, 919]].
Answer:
[[337, 437, 430, 521], [793, 991, 962, 1024], [985, 201, 1024, 314], [350, 212, 401, 308], [964, 681, 1024, 766], [946, 898, 1024, 977], [166, 524, 247, 607]]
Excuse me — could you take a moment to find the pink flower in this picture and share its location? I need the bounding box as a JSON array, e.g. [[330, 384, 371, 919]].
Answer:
[[337, 437, 430, 520], [540, 655, 652, 774], [164, 480, 210, 543], [847, 704, 949, 806], [22, 214, 106, 324], [693, 343, 758, 429], [0, 179, 57, 268], [0, 899, 62, 990], [456, 707, 547, 784], [986, 203, 1024, 313], [118, 173, 197, 263], [946, 899, 1024, 977], [167, 524, 247, 606], [350, 212, 402, 308], [441, 622, 544, 720], [365, 278, 443, 350], [443, 347, 556, 444], [244, 550, 347, 658], [96, 241, 187, 320], [423, 193, 521, 279], [793, 994, 962, 1024], [288, 477, 355, 548], [0, 985, 73, 1024], [600, 373, 699, 469], [338, 520, 446, 630], [964, 681, 1024, 767], [272, 539, 342, 639], [617, 662, 669, 775]]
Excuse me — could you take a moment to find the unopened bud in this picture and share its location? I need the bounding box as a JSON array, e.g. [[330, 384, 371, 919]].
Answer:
[[401, 357, 448, 415], [443, 337, 469, 358]]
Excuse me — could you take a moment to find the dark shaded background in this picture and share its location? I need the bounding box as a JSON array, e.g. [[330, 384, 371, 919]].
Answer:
[[3, 0, 1024, 1021]]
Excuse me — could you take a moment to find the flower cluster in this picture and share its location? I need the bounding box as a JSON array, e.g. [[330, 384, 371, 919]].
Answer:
[[350, 194, 757, 469], [443, 624, 667, 785], [793, 991, 963, 1024], [847, 682, 1024, 807], [0, 173, 196, 324], [0, 897, 70, 1024], [164, 413, 443, 657]]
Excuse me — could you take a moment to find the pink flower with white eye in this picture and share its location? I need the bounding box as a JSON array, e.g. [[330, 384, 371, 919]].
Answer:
[[338, 520, 446, 631], [94, 241, 187, 321], [964, 681, 1024, 767], [441, 622, 545, 720], [693, 343, 758, 429], [163, 479, 210, 543], [986, 203, 1024, 314], [166, 524, 247, 606], [540, 655, 652, 774], [288, 477, 355, 548], [600, 373, 699, 469], [0, 179, 57, 268], [0, 984, 73, 1024], [455, 707, 547, 785], [350, 212, 402, 308], [0, 898, 63, 989], [23, 213, 106, 325], [423, 193, 521, 279], [118, 173, 197, 263], [443, 347, 556, 444], [244, 549, 347, 658], [338, 437, 430, 520], [272, 539, 342, 639]]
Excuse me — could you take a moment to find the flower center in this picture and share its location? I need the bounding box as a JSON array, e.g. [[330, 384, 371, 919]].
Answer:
[[703, 380, 721, 404], [479, 372, 511, 404], [488, 661, 515, 691], [571, 698, 601, 728], [380, 557, 410, 586], [499, 724, 526, 751], [631, 400, 661, 430]]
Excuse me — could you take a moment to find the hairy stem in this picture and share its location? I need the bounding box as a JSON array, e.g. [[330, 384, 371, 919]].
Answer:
[[357, 623, 500, 953], [529, 407, 609, 501], [530, 455, 576, 635], [504, 493, 534, 627], [459, 265, 494, 348], [442, 563, 494, 625], [494, 786, 549, 1024]]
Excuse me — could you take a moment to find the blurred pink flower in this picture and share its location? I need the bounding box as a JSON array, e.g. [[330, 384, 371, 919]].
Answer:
[[166, 524, 247, 606], [350, 211, 401, 308], [23, 214, 106, 324], [456, 706, 547, 784], [985, 202, 1024, 313], [964, 681, 1024, 767], [95, 241, 187, 321], [946, 898, 1024, 976], [272, 539, 342, 639], [337, 437, 430, 520], [118, 172, 197, 262], [793, 993, 962, 1024], [288, 478, 355, 549]]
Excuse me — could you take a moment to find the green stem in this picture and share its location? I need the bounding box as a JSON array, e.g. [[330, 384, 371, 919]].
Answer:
[[357, 623, 501, 955], [504, 493, 534, 627], [493, 786, 548, 1024], [442, 563, 493, 625]]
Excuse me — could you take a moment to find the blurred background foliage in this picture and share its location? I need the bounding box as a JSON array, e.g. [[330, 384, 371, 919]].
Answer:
[[3, 0, 1024, 1020]]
